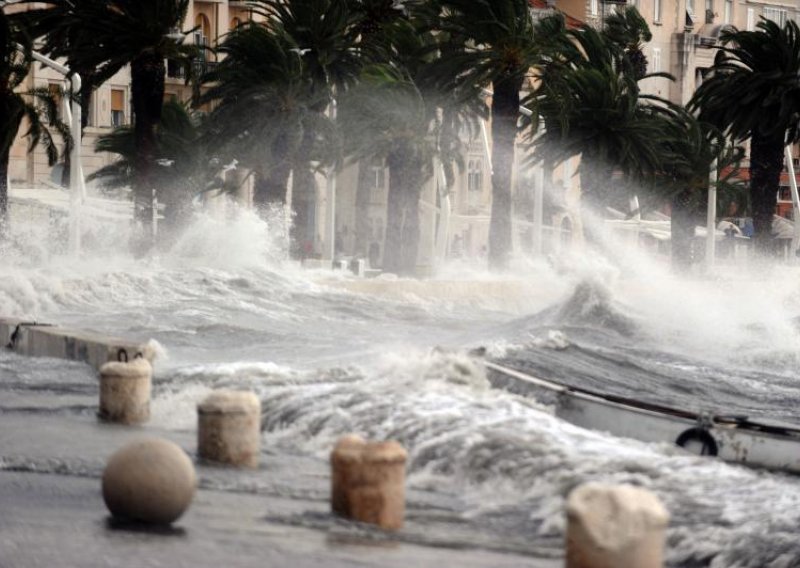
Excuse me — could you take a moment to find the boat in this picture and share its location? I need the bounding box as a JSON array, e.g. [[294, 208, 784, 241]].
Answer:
[[485, 360, 800, 473]]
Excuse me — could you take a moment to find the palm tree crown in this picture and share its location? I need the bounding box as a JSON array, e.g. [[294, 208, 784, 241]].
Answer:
[[14, 0, 195, 242], [0, 11, 69, 235], [690, 18, 800, 251], [429, 0, 564, 269]]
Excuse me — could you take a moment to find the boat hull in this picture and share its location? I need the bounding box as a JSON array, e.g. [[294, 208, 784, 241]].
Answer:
[[487, 362, 800, 473]]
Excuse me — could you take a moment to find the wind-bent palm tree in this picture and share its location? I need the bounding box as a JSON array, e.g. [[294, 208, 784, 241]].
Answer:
[[346, 0, 409, 260], [602, 6, 652, 80], [11, 3, 102, 133], [429, 0, 566, 270], [0, 11, 69, 237], [531, 21, 668, 245], [89, 100, 213, 230], [200, 22, 335, 233], [339, 13, 481, 275], [649, 109, 744, 271], [246, 0, 361, 257], [14, 0, 195, 239], [340, 65, 435, 275], [690, 19, 800, 254]]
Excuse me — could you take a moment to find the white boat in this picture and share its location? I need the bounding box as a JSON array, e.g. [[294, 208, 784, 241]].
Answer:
[[485, 360, 800, 473]]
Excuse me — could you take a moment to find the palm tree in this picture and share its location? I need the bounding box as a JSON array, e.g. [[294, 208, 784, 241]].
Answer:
[[11, 3, 103, 132], [346, 0, 409, 260], [14, 0, 195, 239], [246, 0, 361, 258], [531, 22, 668, 245], [648, 109, 744, 271], [339, 14, 481, 275], [339, 64, 435, 275], [89, 100, 213, 231], [602, 6, 652, 80], [0, 11, 69, 237], [199, 22, 335, 238], [427, 1, 566, 270], [690, 19, 800, 254]]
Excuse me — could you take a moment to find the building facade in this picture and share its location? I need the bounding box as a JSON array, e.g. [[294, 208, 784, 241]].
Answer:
[[7, 0, 800, 269]]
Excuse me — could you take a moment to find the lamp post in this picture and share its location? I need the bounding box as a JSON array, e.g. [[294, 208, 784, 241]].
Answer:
[[705, 160, 717, 271], [325, 99, 338, 264], [785, 146, 800, 260], [24, 46, 83, 255]]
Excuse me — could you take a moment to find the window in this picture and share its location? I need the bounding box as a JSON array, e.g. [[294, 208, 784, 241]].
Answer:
[[652, 48, 662, 73], [47, 83, 62, 125], [724, 0, 732, 23], [111, 89, 126, 127], [654, 0, 662, 22], [195, 13, 211, 45], [687, 0, 695, 15], [85, 94, 94, 127], [167, 58, 185, 79], [746, 7, 755, 30], [369, 162, 385, 202], [763, 7, 787, 26], [467, 159, 483, 192], [193, 17, 211, 75], [590, 0, 598, 17]]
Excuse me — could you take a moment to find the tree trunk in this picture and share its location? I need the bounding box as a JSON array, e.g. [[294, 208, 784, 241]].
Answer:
[[290, 165, 316, 259], [0, 145, 10, 239], [749, 131, 784, 255], [79, 70, 95, 132], [354, 160, 373, 259], [131, 53, 166, 244], [488, 75, 523, 271], [578, 157, 614, 246], [384, 145, 425, 276], [670, 190, 698, 273], [61, 69, 96, 187], [253, 162, 291, 209], [399, 178, 422, 275]]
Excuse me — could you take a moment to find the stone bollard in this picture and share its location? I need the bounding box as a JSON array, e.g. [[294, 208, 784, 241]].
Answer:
[[98, 356, 152, 424], [330, 434, 407, 531], [102, 438, 196, 525], [197, 390, 261, 468], [566, 483, 669, 568]]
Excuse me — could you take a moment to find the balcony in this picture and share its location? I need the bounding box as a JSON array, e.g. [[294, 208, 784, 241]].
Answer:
[[166, 57, 218, 80]]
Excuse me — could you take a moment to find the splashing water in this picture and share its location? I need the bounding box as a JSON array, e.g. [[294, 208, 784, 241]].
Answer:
[[3, 197, 800, 566]]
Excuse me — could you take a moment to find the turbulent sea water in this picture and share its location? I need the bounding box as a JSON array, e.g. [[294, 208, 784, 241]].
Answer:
[[3, 207, 800, 567]]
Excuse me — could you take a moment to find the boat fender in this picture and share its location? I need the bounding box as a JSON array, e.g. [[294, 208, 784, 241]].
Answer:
[[675, 427, 718, 456]]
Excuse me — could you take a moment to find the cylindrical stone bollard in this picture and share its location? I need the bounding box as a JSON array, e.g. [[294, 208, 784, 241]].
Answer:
[[98, 357, 152, 424], [330, 434, 407, 531], [566, 483, 669, 568], [102, 437, 196, 525], [197, 390, 261, 468]]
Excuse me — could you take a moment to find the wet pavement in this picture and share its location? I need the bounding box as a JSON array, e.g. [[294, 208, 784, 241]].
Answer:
[[0, 408, 559, 568]]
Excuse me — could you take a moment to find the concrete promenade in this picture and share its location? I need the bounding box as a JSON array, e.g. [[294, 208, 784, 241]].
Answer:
[[0, 365, 561, 568]]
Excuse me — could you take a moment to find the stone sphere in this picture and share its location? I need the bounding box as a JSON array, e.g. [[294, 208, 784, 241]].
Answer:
[[102, 438, 197, 525]]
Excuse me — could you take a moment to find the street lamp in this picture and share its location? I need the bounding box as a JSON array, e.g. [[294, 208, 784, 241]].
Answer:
[[22, 45, 83, 255], [165, 27, 186, 43]]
